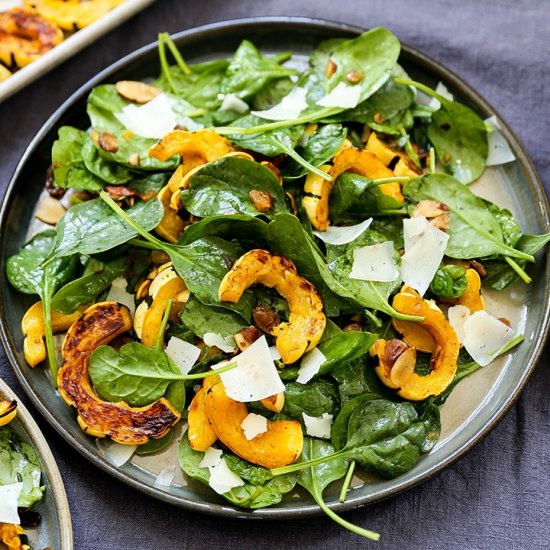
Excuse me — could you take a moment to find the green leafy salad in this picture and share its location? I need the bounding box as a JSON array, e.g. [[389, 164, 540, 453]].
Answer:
[[6, 28, 549, 540]]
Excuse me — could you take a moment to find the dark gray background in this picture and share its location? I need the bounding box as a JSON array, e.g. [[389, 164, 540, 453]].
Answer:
[[0, 1, 548, 548]]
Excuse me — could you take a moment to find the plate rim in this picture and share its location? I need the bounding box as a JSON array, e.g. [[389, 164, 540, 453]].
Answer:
[[0, 16, 549, 519], [0, 378, 73, 548]]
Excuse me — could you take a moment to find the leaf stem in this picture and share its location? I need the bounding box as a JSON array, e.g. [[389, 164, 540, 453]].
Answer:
[[155, 299, 173, 351], [339, 460, 356, 503], [429, 147, 436, 174], [128, 238, 162, 251], [371, 176, 411, 185], [281, 143, 332, 181], [314, 495, 380, 541], [271, 449, 349, 476], [395, 78, 444, 103], [494, 333, 524, 356], [158, 33, 177, 94], [42, 269, 58, 389], [213, 107, 342, 136], [162, 33, 191, 76], [504, 256, 532, 284], [110, 361, 237, 381]]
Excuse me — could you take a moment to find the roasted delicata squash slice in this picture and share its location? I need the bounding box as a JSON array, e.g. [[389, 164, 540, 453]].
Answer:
[[154, 183, 188, 243], [0, 400, 17, 427], [58, 302, 181, 444], [24, 0, 124, 31], [203, 380, 303, 469], [0, 64, 11, 81], [22, 301, 87, 367], [372, 288, 460, 401], [303, 147, 405, 230], [187, 375, 219, 451], [219, 250, 326, 364], [365, 132, 422, 178], [0, 8, 63, 68], [0, 523, 29, 550]]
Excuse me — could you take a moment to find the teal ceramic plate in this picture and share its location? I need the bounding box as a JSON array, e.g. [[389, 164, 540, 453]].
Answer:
[[0, 18, 548, 518], [0, 378, 72, 548]]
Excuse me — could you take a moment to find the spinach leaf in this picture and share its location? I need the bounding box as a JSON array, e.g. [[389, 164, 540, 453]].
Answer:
[[415, 402, 441, 453], [178, 436, 298, 509], [52, 127, 102, 191], [281, 124, 347, 180], [0, 426, 45, 508], [484, 201, 522, 248], [428, 264, 467, 298], [221, 40, 296, 100], [51, 256, 127, 313], [298, 438, 380, 541], [155, 59, 229, 110], [180, 156, 288, 217], [331, 357, 386, 404], [87, 84, 131, 133], [324, 28, 400, 105], [330, 172, 404, 223], [178, 214, 268, 249], [81, 137, 133, 185], [250, 77, 294, 111], [135, 430, 175, 456], [180, 296, 247, 340], [403, 174, 534, 261], [484, 233, 550, 290], [282, 380, 340, 424], [48, 198, 164, 261]]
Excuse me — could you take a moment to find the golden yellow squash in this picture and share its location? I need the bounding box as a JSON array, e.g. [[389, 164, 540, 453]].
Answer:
[[218, 250, 326, 364], [187, 376, 219, 452], [58, 302, 181, 444], [204, 380, 303, 469], [0, 400, 17, 427]]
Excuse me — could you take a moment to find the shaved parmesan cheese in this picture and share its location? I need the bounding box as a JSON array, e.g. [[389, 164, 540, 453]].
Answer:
[[199, 447, 223, 468], [0, 482, 23, 524], [302, 413, 333, 439], [208, 458, 245, 495], [314, 219, 372, 246], [203, 332, 236, 353], [106, 278, 135, 317], [251, 87, 308, 121], [241, 413, 268, 440], [104, 443, 137, 467], [485, 116, 515, 166], [165, 337, 201, 375], [401, 218, 449, 296], [114, 93, 176, 139], [296, 347, 327, 384], [269, 346, 282, 361], [403, 216, 431, 250], [463, 310, 516, 366], [213, 336, 285, 402], [154, 465, 176, 488], [349, 241, 399, 283], [448, 305, 471, 343], [219, 93, 249, 114], [317, 82, 362, 109], [428, 81, 454, 110]]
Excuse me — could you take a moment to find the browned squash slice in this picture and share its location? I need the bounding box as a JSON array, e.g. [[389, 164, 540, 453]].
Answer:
[[218, 250, 326, 364], [154, 183, 188, 243], [58, 302, 180, 444], [204, 381, 303, 469], [0, 400, 17, 427], [187, 375, 219, 451]]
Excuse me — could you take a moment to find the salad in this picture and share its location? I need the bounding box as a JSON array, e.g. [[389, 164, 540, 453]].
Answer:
[[0, 401, 46, 550], [6, 28, 549, 540]]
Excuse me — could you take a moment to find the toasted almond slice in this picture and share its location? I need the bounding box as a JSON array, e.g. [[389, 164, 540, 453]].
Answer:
[[115, 80, 163, 104], [35, 195, 66, 225]]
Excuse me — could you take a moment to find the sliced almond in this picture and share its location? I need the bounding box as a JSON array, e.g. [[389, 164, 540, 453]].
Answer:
[[115, 80, 162, 104], [35, 195, 66, 225], [98, 132, 119, 153], [128, 152, 140, 167], [389, 347, 417, 387]]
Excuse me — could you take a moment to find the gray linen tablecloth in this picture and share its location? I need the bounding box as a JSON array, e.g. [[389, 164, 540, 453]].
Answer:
[[0, 1, 548, 548]]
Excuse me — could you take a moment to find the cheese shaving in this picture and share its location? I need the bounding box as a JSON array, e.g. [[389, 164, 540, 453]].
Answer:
[[302, 412, 334, 439], [317, 82, 362, 109], [349, 241, 399, 283], [241, 413, 268, 440], [165, 337, 201, 375], [296, 347, 327, 384], [251, 87, 308, 121], [314, 219, 372, 246], [104, 442, 137, 467], [0, 482, 23, 524]]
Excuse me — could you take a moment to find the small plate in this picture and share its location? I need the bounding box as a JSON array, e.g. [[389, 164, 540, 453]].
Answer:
[[0, 17, 548, 519], [0, 378, 72, 549], [0, 0, 157, 104]]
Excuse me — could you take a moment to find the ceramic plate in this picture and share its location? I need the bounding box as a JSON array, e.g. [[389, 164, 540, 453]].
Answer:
[[0, 378, 72, 548], [0, 17, 548, 519], [0, 0, 157, 103]]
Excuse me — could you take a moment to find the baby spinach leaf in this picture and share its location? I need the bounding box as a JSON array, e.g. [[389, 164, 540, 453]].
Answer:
[[221, 40, 296, 100], [298, 438, 380, 541], [281, 124, 347, 180], [52, 127, 102, 191], [484, 233, 550, 290], [178, 214, 268, 249], [48, 198, 164, 261], [330, 172, 404, 223], [81, 137, 133, 185], [331, 357, 386, 405], [428, 264, 467, 299], [282, 380, 340, 424], [484, 201, 522, 248], [250, 76, 294, 111], [324, 28, 400, 104], [180, 156, 288, 217], [179, 436, 298, 509], [415, 402, 441, 453], [0, 426, 45, 508], [135, 430, 175, 456], [403, 174, 534, 261], [87, 84, 132, 133], [180, 296, 247, 340], [127, 173, 170, 196], [51, 256, 127, 314]]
